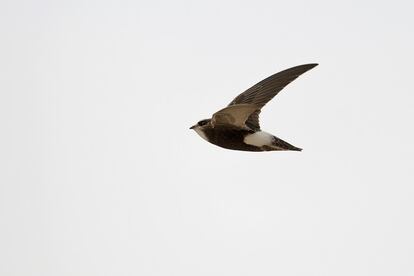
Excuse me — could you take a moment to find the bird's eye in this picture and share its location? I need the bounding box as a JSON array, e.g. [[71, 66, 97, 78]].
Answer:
[[198, 120, 208, 126]]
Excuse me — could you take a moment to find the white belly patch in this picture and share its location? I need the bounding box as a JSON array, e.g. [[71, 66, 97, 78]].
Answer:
[[244, 131, 274, 147]]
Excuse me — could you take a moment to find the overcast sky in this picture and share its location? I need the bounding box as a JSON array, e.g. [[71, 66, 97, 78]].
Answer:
[[1, 0, 414, 275]]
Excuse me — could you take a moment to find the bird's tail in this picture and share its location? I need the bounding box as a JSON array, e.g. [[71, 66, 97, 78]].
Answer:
[[271, 136, 302, 151]]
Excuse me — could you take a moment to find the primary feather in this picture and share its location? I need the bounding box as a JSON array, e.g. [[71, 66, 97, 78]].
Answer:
[[228, 63, 318, 130]]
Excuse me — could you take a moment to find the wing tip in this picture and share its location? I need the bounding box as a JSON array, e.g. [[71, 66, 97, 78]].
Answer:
[[301, 63, 319, 69], [290, 63, 318, 75], [281, 63, 318, 75]]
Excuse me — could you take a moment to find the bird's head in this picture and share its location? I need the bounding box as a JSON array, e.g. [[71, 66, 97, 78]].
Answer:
[[190, 119, 211, 141], [189, 119, 211, 130]]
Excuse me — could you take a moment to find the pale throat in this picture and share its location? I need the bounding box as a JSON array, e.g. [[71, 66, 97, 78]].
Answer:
[[193, 127, 209, 141]]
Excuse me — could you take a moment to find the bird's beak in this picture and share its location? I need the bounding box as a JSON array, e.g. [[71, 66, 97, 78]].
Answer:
[[189, 125, 196, 130]]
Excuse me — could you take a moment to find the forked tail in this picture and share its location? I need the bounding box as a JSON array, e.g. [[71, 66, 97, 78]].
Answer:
[[271, 136, 302, 151]]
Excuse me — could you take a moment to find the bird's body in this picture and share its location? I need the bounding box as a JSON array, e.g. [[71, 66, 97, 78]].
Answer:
[[195, 125, 302, 152], [190, 64, 318, 152]]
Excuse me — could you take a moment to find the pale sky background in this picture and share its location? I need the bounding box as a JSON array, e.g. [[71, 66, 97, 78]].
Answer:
[[1, 0, 414, 275]]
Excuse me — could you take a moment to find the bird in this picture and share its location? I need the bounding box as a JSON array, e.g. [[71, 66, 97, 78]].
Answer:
[[189, 63, 318, 152]]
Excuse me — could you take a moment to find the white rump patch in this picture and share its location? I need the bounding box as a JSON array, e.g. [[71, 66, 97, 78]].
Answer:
[[244, 131, 274, 147], [194, 127, 209, 142]]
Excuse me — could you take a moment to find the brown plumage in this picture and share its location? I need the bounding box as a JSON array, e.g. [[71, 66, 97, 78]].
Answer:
[[190, 64, 318, 152]]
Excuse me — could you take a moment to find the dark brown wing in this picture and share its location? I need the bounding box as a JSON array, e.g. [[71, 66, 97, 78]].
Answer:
[[228, 63, 318, 130], [244, 110, 261, 131]]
